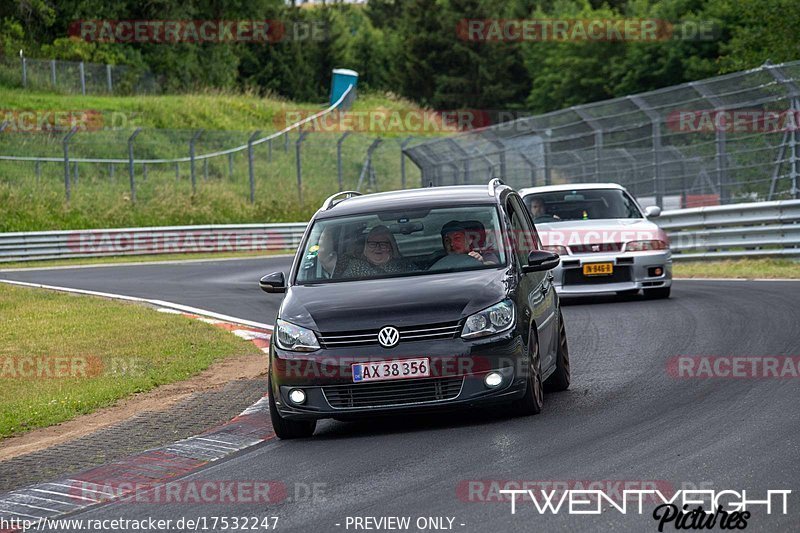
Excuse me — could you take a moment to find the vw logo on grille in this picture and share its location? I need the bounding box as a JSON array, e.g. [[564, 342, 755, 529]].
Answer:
[[378, 326, 400, 348]]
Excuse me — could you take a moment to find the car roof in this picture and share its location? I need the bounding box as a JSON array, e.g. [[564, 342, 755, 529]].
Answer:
[[314, 185, 507, 218], [518, 183, 626, 196]]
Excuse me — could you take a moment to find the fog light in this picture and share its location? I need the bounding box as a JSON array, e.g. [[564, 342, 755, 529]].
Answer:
[[648, 266, 664, 277], [484, 372, 503, 388], [288, 389, 306, 405]]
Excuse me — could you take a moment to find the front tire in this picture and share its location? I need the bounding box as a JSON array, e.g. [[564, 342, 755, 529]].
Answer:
[[512, 333, 543, 416], [544, 311, 571, 392], [643, 286, 671, 299], [268, 377, 316, 439]]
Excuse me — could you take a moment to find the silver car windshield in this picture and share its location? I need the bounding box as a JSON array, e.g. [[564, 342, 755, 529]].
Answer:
[[295, 205, 507, 284], [523, 189, 643, 222]]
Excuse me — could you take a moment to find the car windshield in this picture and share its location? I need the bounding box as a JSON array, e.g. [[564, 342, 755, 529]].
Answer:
[[523, 188, 643, 222], [295, 205, 507, 284]]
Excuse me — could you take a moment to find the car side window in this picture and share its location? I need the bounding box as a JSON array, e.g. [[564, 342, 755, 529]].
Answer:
[[506, 195, 540, 266]]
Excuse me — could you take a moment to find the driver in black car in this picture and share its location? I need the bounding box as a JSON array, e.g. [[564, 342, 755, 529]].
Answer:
[[441, 220, 496, 265]]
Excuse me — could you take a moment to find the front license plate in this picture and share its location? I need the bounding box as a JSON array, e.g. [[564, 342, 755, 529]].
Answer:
[[583, 262, 614, 276], [352, 358, 430, 383]]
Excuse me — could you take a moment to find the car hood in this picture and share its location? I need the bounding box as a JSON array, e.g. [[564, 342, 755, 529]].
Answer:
[[280, 267, 515, 333], [535, 218, 668, 247]]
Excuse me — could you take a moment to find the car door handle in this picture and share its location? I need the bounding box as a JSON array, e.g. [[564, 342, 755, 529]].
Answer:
[[540, 284, 548, 295]]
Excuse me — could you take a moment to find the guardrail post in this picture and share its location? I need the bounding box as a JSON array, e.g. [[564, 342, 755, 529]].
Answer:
[[518, 152, 537, 187], [763, 64, 800, 200], [175, 162, 180, 180], [50, 59, 56, 87], [295, 131, 309, 206], [106, 64, 113, 93], [336, 132, 351, 192], [109, 163, 115, 179], [21, 56, 27, 88], [128, 128, 142, 203], [284, 132, 289, 153], [79, 61, 86, 95], [248, 130, 261, 204], [35, 160, 41, 185], [357, 138, 383, 192], [573, 107, 604, 181], [488, 139, 507, 180], [228, 153, 234, 179], [143, 163, 148, 180], [630, 96, 663, 208], [189, 130, 204, 194], [203, 158, 209, 180], [543, 135, 552, 186], [268, 138, 273, 162], [62, 127, 78, 201], [400, 137, 413, 189]]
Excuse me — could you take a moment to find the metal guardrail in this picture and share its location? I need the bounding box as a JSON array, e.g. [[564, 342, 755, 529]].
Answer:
[[658, 200, 800, 260], [0, 223, 308, 263], [1, 201, 798, 263]]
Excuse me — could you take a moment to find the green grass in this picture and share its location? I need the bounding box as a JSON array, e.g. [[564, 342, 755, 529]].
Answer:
[[673, 258, 800, 279], [0, 87, 443, 232], [0, 87, 425, 131], [0, 283, 260, 439]]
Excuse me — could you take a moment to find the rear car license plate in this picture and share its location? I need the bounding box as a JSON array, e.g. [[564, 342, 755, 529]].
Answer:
[[583, 262, 614, 276], [352, 358, 430, 383]]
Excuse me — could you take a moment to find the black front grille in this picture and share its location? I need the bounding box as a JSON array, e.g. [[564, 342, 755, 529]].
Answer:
[[318, 321, 461, 349], [323, 377, 464, 408], [563, 266, 632, 285], [569, 242, 623, 254]]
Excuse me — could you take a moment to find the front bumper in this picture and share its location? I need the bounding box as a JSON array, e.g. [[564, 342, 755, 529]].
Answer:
[[270, 330, 528, 420], [553, 250, 672, 295]]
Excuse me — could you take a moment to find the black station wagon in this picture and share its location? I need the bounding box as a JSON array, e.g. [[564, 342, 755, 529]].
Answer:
[[260, 180, 571, 438]]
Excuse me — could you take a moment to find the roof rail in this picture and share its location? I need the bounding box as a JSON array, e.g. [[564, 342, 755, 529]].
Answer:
[[487, 178, 506, 197], [322, 190, 363, 210]]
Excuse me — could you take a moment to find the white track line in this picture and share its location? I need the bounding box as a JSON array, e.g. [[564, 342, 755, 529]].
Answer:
[[0, 253, 294, 272], [0, 279, 273, 331]]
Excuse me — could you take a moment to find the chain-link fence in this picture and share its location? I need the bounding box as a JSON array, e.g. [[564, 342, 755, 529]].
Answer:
[[405, 60, 800, 209], [0, 54, 160, 95], [0, 125, 417, 209], [0, 84, 427, 227]]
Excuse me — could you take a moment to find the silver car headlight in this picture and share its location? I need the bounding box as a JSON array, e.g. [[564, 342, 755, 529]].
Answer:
[[275, 319, 320, 352], [461, 299, 515, 339]]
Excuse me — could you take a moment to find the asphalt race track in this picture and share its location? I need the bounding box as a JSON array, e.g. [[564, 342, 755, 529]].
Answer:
[[1, 258, 799, 532]]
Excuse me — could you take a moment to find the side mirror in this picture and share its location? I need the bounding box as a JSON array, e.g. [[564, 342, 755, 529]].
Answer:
[[259, 272, 286, 293], [644, 206, 661, 218], [522, 250, 560, 273]]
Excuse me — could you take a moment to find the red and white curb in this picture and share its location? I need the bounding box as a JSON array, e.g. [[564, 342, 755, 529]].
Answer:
[[0, 397, 276, 531], [0, 284, 277, 531]]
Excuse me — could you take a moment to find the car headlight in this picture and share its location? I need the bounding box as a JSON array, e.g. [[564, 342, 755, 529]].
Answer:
[[543, 245, 568, 255], [275, 319, 320, 352], [625, 239, 668, 252], [461, 300, 515, 339]]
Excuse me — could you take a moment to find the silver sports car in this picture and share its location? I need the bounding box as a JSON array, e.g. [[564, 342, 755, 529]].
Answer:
[[518, 183, 672, 299]]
